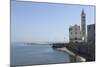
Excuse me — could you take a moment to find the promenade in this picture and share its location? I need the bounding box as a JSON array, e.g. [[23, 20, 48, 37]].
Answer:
[[56, 47, 86, 62]]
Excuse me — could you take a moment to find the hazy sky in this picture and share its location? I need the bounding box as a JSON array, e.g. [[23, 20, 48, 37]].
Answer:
[[11, 1, 95, 43]]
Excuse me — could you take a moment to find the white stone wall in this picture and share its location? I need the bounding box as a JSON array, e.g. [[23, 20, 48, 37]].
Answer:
[[69, 25, 83, 43]]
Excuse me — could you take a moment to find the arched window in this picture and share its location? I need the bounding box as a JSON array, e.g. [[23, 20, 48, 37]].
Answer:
[[75, 38, 77, 40]]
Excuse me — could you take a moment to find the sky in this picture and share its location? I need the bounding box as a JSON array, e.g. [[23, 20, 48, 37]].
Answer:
[[11, 0, 95, 43]]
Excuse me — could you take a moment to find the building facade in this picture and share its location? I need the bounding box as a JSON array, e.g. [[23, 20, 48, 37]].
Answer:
[[69, 24, 83, 43], [87, 24, 95, 43], [69, 9, 88, 43]]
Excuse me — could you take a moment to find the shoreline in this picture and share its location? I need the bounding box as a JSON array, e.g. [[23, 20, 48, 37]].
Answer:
[[55, 47, 86, 62]]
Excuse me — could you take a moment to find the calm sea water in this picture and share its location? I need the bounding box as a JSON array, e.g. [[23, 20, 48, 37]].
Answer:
[[10, 43, 71, 66]]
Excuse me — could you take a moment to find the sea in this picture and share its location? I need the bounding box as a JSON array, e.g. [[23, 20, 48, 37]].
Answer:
[[10, 43, 71, 66]]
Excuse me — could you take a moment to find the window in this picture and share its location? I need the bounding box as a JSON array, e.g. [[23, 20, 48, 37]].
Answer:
[[75, 38, 77, 40]]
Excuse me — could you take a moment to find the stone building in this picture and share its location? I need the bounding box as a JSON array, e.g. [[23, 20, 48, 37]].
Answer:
[[87, 24, 95, 43], [69, 24, 83, 43], [69, 9, 87, 43]]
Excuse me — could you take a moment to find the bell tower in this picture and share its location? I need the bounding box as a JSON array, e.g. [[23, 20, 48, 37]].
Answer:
[[81, 9, 87, 42]]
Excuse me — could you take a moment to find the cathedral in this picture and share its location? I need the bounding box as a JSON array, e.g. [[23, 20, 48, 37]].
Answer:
[[69, 9, 87, 43]]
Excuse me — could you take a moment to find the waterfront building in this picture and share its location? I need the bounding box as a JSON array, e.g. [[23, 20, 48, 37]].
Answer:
[[87, 24, 95, 43], [69, 9, 88, 43], [69, 24, 83, 43], [81, 9, 87, 42], [87, 24, 95, 61]]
